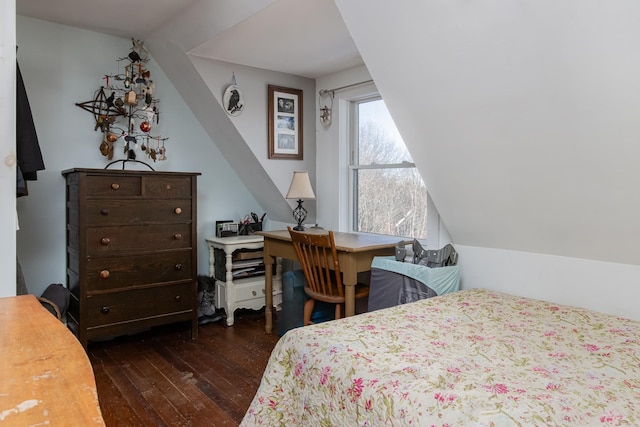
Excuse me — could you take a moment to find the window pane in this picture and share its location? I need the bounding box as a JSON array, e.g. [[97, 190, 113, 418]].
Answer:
[[354, 168, 427, 238], [358, 100, 414, 165], [353, 98, 427, 238]]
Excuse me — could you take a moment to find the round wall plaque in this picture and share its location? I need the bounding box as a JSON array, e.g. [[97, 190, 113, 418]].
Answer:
[[223, 85, 244, 116]]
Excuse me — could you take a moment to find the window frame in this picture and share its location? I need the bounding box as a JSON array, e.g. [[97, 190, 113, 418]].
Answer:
[[347, 95, 420, 235]]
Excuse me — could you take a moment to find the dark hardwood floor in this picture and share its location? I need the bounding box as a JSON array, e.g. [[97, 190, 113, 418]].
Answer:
[[88, 309, 280, 427]]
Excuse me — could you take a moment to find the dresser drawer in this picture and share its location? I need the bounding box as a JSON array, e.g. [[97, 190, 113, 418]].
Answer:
[[86, 224, 192, 255], [85, 250, 193, 292], [144, 176, 192, 198], [85, 200, 192, 225], [86, 283, 193, 327], [86, 175, 142, 197]]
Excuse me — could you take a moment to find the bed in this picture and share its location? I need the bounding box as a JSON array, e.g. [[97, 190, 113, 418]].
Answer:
[[241, 288, 640, 426]]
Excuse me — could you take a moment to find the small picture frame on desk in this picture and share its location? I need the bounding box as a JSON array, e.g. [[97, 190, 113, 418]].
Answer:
[[216, 220, 238, 237]]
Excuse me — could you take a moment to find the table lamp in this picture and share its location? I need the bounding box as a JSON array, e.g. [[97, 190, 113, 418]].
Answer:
[[286, 171, 315, 231]]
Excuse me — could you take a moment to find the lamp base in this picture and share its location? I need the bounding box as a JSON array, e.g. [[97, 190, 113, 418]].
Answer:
[[291, 199, 308, 232]]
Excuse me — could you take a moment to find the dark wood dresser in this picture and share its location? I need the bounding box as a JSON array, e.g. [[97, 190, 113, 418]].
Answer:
[[62, 168, 200, 349]]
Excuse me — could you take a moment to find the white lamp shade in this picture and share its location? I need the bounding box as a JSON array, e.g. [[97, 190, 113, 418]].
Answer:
[[286, 171, 315, 200]]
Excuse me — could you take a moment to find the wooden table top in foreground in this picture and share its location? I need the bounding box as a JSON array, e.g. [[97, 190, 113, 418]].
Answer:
[[0, 295, 104, 426]]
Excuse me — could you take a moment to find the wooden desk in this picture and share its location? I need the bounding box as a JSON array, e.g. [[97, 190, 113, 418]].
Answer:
[[259, 230, 401, 333], [0, 295, 104, 426]]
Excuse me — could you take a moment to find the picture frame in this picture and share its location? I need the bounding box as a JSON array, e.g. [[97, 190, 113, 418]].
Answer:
[[268, 85, 303, 160]]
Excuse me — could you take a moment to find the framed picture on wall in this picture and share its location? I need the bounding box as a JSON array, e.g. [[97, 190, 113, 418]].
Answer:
[[268, 85, 303, 160]]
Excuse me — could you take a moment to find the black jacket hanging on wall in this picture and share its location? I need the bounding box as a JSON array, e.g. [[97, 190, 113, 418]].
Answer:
[[16, 60, 45, 197]]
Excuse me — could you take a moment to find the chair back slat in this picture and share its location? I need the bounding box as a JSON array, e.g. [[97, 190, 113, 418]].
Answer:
[[288, 227, 343, 298]]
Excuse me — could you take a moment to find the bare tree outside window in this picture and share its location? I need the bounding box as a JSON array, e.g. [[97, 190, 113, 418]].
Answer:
[[352, 99, 427, 238]]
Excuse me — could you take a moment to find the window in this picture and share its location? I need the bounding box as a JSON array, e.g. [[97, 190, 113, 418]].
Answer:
[[350, 97, 427, 238]]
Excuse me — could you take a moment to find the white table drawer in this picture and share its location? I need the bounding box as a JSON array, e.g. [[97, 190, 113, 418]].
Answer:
[[236, 280, 265, 301]]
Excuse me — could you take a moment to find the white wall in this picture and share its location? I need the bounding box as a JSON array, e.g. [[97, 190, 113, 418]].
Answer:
[[15, 17, 263, 296], [457, 245, 640, 321], [315, 66, 371, 232], [188, 56, 317, 224], [0, 0, 16, 297]]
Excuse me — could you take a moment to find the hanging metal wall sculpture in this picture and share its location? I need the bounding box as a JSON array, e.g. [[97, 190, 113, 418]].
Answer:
[[76, 39, 168, 166]]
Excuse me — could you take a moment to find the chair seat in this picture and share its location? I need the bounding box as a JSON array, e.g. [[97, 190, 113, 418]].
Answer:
[[304, 283, 369, 305]]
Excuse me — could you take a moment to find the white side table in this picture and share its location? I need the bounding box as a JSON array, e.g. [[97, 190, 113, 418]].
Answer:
[[206, 235, 282, 326]]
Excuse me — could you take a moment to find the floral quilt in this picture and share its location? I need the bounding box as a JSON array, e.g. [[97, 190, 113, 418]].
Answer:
[[241, 289, 640, 426]]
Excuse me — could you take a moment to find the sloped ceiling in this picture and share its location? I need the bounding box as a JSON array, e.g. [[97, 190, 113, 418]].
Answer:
[[16, 0, 361, 79], [334, 0, 640, 265], [16, 0, 200, 39], [188, 0, 363, 78]]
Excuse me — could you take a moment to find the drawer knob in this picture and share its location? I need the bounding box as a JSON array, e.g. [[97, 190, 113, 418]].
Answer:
[[174, 233, 183, 240], [175, 295, 182, 302], [111, 183, 120, 190], [100, 270, 110, 279], [252, 290, 257, 296], [174, 207, 182, 215], [174, 263, 183, 270], [166, 184, 172, 190], [101, 306, 110, 314], [101, 237, 111, 246], [100, 208, 109, 216]]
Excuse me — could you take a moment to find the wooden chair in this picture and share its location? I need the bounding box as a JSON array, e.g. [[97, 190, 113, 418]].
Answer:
[[287, 226, 370, 326]]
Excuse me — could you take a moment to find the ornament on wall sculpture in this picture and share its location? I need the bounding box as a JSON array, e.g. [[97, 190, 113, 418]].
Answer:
[[223, 72, 244, 116], [75, 38, 169, 169]]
